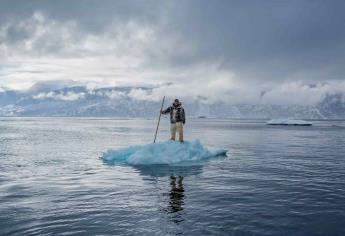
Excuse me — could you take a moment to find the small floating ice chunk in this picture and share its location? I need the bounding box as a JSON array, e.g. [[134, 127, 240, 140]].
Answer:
[[266, 118, 312, 126], [100, 140, 227, 165]]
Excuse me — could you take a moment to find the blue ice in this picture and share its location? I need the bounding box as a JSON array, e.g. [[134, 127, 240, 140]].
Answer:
[[100, 140, 227, 165]]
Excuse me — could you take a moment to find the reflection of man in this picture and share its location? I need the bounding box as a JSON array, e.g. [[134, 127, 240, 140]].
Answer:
[[169, 175, 185, 213], [161, 99, 186, 142]]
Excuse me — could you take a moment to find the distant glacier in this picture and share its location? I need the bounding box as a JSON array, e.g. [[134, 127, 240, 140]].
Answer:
[[0, 83, 344, 119]]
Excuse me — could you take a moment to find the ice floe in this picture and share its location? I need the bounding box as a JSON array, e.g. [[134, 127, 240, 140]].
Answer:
[[267, 118, 312, 126], [100, 140, 227, 165]]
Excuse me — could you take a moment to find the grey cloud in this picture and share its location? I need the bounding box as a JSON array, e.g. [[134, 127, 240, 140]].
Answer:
[[1, 0, 345, 105], [163, 0, 345, 81], [0, 0, 161, 33], [2, 0, 345, 76]]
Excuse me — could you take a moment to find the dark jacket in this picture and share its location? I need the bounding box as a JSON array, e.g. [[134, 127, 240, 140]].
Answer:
[[162, 105, 186, 124]]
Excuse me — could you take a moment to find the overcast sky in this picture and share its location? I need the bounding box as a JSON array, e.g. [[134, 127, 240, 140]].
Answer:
[[1, 0, 345, 105]]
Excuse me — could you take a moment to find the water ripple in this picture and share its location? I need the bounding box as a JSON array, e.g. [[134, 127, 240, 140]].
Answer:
[[1, 118, 345, 235]]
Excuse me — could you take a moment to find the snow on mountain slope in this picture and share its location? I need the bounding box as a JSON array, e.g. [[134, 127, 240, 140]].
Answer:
[[0, 83, 344, 118]]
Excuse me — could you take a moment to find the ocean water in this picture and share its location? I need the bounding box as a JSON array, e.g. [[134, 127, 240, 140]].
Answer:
[[0, 117, 345, 236]]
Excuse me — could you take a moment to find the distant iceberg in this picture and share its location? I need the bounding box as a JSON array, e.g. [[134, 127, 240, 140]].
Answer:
[[100, 140, 227, 165], [266, 118, 312, 126]]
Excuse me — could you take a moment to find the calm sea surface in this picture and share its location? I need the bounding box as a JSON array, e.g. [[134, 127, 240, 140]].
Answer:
[[0, 117, 344, 236]]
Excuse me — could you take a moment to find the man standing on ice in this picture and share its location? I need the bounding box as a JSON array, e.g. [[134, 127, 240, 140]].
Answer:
[[161, 99, 186, 142]]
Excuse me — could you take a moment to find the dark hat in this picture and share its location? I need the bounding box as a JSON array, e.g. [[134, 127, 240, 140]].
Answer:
[[173, 98, 181, 107]]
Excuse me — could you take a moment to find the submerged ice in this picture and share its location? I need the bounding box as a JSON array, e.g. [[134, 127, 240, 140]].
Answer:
[[100, 140, 227, 165]]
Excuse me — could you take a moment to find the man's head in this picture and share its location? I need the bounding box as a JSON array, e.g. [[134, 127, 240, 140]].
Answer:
[[173, 98, 181, 107]]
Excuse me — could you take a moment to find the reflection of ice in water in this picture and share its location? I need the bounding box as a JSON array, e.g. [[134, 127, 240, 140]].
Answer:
[[100, 140, 227, 165]]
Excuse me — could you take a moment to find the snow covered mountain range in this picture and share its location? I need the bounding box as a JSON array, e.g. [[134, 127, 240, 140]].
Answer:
[[0, 83, 344, 119]]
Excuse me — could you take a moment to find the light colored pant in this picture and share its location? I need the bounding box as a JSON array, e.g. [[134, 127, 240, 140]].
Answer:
[[170, 122, 183, 141]]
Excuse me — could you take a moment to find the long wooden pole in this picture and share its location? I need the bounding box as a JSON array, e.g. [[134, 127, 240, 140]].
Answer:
[[154, 96, 165, 143]]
